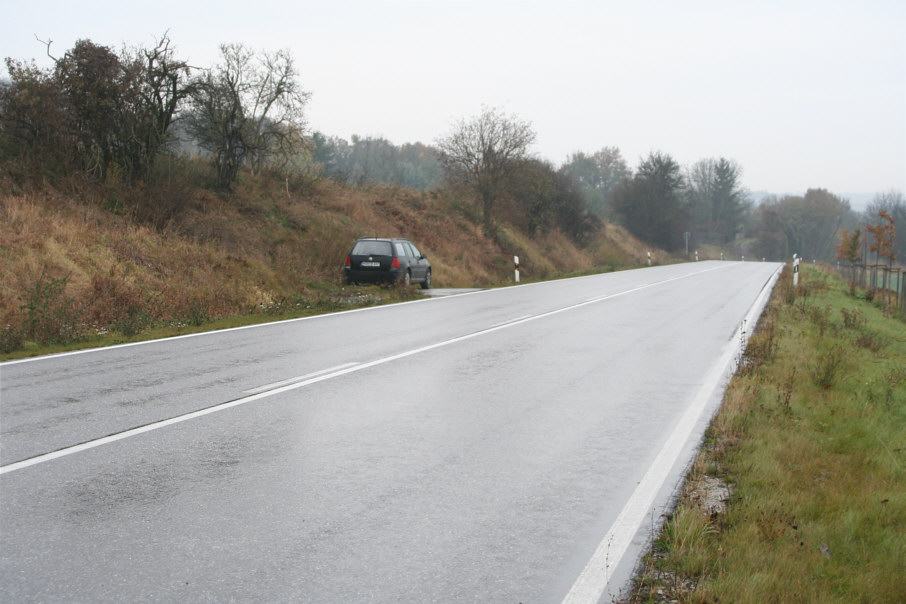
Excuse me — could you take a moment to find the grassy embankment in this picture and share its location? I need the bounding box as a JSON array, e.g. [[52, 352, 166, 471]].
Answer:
[[628, 264, 906, 603], [0, 169, 655, 360]]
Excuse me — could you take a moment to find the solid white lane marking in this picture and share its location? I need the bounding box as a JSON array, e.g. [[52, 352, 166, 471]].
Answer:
[[243, 362, 360, 394], [0, 361, 368, 476], [0, 264, 739, 477], [561, 265, 781, 604], [488, 315, 532, 329]]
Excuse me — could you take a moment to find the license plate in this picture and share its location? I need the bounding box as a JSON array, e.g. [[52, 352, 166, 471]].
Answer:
[[360, 261, 380, 267]]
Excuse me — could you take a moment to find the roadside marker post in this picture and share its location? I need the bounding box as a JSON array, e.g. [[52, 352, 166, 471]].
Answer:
[[647, 251, 651, 266], [793, 254, 800, 287], [514, 256, 520, 283]]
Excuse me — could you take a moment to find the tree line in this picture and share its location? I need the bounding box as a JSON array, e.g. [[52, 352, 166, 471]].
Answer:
[[1, 36, 309, 190], [2, 36, 900, 260], [564, 147, 901, 264]]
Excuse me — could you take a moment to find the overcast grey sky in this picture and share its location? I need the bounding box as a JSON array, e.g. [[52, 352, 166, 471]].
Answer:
[[3, 0, 904, 200]]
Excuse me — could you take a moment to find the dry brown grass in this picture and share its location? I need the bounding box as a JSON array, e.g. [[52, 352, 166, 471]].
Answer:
[[596, 222, 662, 266]]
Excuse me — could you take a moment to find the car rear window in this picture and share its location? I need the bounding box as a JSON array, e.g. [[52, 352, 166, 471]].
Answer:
[[352, 241, 392, 256]]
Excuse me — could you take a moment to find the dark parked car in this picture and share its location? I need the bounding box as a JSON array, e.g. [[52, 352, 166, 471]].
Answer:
[[344, 237, 432, 288]]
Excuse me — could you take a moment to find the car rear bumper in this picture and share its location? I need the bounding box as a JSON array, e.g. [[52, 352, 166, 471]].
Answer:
[[344, 268, 404, 283]]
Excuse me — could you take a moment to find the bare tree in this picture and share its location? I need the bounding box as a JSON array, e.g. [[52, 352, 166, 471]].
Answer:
[[436, 106, 536, 231], [130, 34, 195, 177], [188, 44, 309, 189], [244, 47, 309, 174]]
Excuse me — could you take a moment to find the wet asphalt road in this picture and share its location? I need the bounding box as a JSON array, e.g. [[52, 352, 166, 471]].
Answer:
[[0, 261, 781, 603]]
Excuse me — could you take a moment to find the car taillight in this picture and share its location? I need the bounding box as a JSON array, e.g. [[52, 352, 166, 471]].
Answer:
[[345, 256, 351, 268], [391, 257, 400, 269]]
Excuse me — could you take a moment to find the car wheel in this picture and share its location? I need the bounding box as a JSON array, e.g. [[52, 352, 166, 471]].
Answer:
[[420, 269, 431, 290], [402, 271, 411, 286]]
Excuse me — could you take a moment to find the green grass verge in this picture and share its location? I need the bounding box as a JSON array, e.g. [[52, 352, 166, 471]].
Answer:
[[628, 264, 906, 603]]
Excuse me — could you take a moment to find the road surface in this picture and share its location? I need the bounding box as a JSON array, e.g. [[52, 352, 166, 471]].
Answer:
[[0, 261, 781, 603]]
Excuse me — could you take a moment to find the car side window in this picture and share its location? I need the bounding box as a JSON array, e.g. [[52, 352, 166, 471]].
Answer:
[[406, 242, 420, 258], [394, 242, 407, 257]]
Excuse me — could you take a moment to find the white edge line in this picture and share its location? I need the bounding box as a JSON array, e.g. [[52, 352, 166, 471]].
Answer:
[[0, 263, 753, 477], [561, 265, 781, 604], [1, 276, 589, 367], [0, 294, 442, 367], [0, 263, 725, 367]]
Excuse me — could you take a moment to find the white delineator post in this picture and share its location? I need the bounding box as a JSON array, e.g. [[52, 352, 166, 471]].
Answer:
[[514, 255, 520, 283], [793, 254, 800, 287], [647, 251, 651, 266]]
